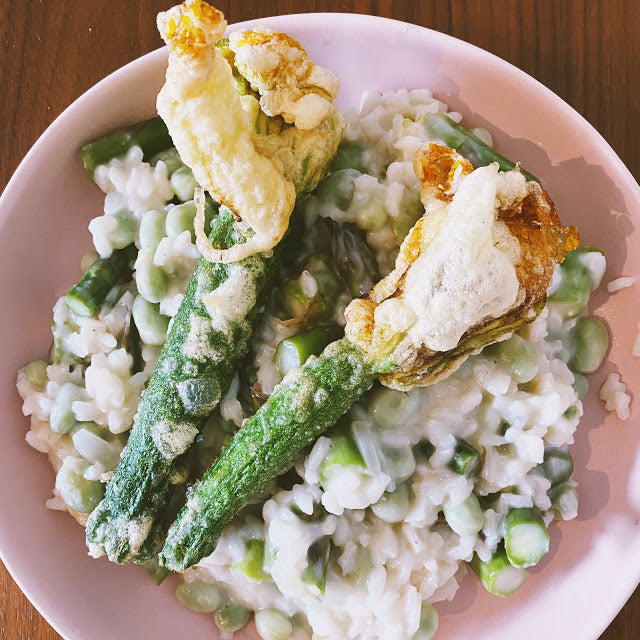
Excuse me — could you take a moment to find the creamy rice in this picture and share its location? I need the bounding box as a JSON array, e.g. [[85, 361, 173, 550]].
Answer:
[[16, 88, 615, 640]]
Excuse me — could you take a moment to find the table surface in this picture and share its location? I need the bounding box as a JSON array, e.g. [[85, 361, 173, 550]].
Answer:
[[1, 1, 638, 638]]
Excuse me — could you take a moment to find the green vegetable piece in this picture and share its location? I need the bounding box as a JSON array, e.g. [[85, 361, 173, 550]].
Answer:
[[371, 482, 410, 523], [255, 608, 293, 640], [274, 326, 339, 376], [279, 255, 344, 327], [568, 316, 609, 374], [64, 244, 135, 317], [484, 333, 539, 384], [571, 373, 589, 399], [132, 295, 169, 346], [108, 210, 138, 250], [143, 556, 170, 585], [55, 456, 105, 513], [134, 250, 169, 304], [470, 545, 527, 597], [315, 168, 360, 212], [443, 493, 484, 536], [422, 112, 539, 182], [382, 446, 416, 483], [214, 602, 250, 634], [170, 165, 198, 202], [166, 201, 197, 239], [49, 382, 85, 434], [139, 209, 167, 252], [176, 579, 223, 612], [330, 140, 366, 173], [302, 536, 331, 595], [547, 249, 595, 319], [368, 386, 420, 429], [80, 116, 173, 180], [131, 116, 175, 163], [413, 604, 439, 640], [504, 506, 550, 568], [24, 360, 48, 390], [448, 440, 480, 476], [150, 147, 183, 175], [549, 483, 578, 520], [160, 338, 377, 571], [536, 447, 574, 487], [85, 209, 279, 564], [325, 217, 379, 297], [233, 538, 269, 581], [320, 418, 367, 483]]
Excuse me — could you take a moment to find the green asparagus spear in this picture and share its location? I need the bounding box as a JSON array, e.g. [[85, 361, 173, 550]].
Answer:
[[274, 326, 340, 377], [160, 338, 379, 571], [470, 545, 527, 597], [80, 116, 173, 180], [64, 244, 136, 317], [422, 112, 539, 182], [503, 506, 550, 568], [448, 440, 480, 476], [85, 208, 279, 563]]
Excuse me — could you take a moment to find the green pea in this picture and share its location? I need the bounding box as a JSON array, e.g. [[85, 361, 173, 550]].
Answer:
[[320, 423, 366, 483], [49, 382, 85, 434], [55, 456, 105, 513], [315, 168, 360, 212], [369, 387, 420, 429], [171, 165, 198, 202], [151, 147, 183, 175], [547, 250, 595, 319], [355, 195, 387, 232], [24, 360, 48, 390], [132, 295, 169, 346], [413, 604, 439, 640], [484, 333, 538, 384], [214, 602, 250, 633], [568, 316, 609, 374], [382, 447, 416, 483], [108, 209, 137, 250], [443, 493, 484, 536], [176, 579, 223, 613], [392, 189, 424, 239], [139, 209, 167, 252], [255, 608, 293, 640], [135, 250, 168, 303], [536, 447, 574, 487], [371, 482, 410, 523], [166, 201, 197, 239], [330, 141, 365, 172]]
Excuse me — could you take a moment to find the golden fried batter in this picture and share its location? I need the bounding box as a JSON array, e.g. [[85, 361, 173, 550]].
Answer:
[[345, 143, 579, 390], [156, 0, 343, 263]]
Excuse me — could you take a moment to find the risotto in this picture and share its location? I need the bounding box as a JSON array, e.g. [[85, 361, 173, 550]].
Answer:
[[16, 10, 614, 628]]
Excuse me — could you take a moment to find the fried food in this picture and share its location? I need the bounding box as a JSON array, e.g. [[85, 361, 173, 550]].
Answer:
[[345, 143, 580, 389]]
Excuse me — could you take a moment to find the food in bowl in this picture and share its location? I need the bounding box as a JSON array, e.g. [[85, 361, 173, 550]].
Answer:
[[15, 1, 611, 638]]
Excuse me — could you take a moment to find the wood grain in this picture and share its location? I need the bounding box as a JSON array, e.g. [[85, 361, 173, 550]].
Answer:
[[0, 1, 638, 639]]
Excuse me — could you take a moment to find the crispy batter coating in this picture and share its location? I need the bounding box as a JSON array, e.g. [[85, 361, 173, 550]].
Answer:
[[156, 0, 343, 263], [345, 143, 579, 390]]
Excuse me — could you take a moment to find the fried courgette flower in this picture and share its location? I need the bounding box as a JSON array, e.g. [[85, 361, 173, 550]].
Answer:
[[156, 0, 344, 263], [345, 143, 580, 390]]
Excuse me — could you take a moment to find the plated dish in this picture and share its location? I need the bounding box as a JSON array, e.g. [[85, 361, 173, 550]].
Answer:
[[1, 7, 639, 640]]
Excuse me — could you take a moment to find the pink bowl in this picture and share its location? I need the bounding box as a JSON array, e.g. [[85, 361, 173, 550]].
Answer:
[[0, 13, 638, 640]]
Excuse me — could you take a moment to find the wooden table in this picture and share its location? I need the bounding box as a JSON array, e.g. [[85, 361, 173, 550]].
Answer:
[[1, 1, 638, 638]]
